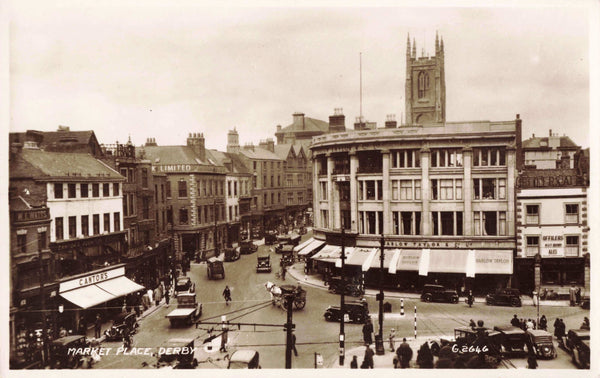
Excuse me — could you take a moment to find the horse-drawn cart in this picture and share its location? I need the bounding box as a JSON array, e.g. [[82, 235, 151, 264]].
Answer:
[[265, 282, 306, 310]]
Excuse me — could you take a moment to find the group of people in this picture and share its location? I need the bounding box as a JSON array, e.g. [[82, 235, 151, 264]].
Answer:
[[509, 314, 546, 331]]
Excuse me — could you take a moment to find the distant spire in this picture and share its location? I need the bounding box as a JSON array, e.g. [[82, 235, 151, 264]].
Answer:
[[412, 38, 416, 58], [406, 34, 411, 60], [435, 31, 439, 51], [441, 36, 444, 52]]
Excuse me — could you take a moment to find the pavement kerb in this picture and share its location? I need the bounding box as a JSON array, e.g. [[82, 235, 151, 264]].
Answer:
[[286, 263, 572, 307]]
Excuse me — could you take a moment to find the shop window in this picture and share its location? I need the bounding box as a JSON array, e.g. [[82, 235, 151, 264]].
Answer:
[[526, 236, 539, 257], [55, 217, 64, 240], [526, 205, 539, 224], [68, 183, 76, 198], [92, 183, 100, 197], [565, 235, 579, 256], [565, 204, 579, 224], [178, 180, 188, 198], [54, 183, 64, 199], [93, 214, 100, 235], [68, 216, 77, 238], [542, 269, 560, 285], [81, 215, 89, 236], [81, 183, 89, 198], [179, 208, 189, 225]]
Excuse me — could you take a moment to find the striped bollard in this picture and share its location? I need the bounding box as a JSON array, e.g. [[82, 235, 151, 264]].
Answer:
[[400, 299, 404, 317], [414, 306, 417, 340]]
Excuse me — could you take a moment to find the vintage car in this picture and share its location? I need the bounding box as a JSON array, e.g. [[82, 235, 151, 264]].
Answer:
[[239, 240, 258, 255], [156, 338, 199, 369], [223, 247, 240, 262], [324, 300, 369, 323], [227, 349, 261, 369], [104, 312, 139, 341], [565, 329, 590, 369], [327, 276, 364, 297], [420, 284, 459, 303], [449, 326, 501, 356], [526, 329, 557, 359], [50, 335, 89, 369], [485, 288, 522, 307], [165, 292, 202, 327], [493, 325, 528, 356], [264, 231, 278, 245], [175, 277, 195, 296], [207, 257, 225, 280], [256, 254, 272, 273]]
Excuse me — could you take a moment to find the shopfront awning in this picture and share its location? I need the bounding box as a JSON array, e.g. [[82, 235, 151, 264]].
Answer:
[[297, 239, 326, 256], [394, 249, 422, 273], [428, 249, 470, 274], [311, 244, 343, 263], [294, 238, 315, 253], [369, 248, 396, 271], [346, 248, 378, 271], [59, 265, 146, 309], [416, 249, 513, 276], [475, 250, 513, 274]]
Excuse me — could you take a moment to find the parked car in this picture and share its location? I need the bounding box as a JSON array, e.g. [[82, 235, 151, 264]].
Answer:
[[264, 231, 277, 245], [327, 276, 364, 297], [175, 277, 195, 296], [420, 284, 459, 303], [565, 329, 590, 369], [156, 338, 199, 368], [104, 312, 139, 341], [485, 288, 521, 307], [165, 292, 202, 327], [239, 240, 257, 255], [207, 257, 225, 279], [324, 300, 369, 323], [526, 329, 557, 359], [227, 349, 261, 369], [493, 325, 528, 356], [256, 254, 272, 273], [50, 335, 89, 369], [223, 247, 240, 262], [580, 296, 590, 309]]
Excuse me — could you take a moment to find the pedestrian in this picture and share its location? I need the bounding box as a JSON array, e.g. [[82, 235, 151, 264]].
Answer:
[[520, 318, 526, 331], [223, 285, 231, 305], [416, 341, 434, 368], [539, 315, 547, 331], [526, 318, 534, 330], [292, 332, 298, 356], [219, 323, 229, 352], [396, 337, 413, 368], [147, 287, 154, 306], [362, 319, 373, 345], [154, 285, 162, 307], [510, 314, 520, 327], [575, 287, 582, 305], [469, 319, 477, 329], [94, 314, 102, 339], [363, 344, 374, 368], [389, 328, 396, 352], [569, 284, 576, 306], [59, 327, 67, 338], [350, 355, 358, 369], [467, 290, 474, 307], [581, 317, 590, 330], [527, 353, 538, 369]]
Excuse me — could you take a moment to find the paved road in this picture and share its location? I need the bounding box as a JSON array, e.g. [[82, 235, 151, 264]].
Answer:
[[91, 233, 589, 369]]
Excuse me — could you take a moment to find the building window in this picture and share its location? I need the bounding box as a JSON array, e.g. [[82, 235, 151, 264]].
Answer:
[[234, 181, 238, 196], [565, 235, 579, 256], [104, 213, 110, 233], [101, 183, 108, 197], [55, 217, 63, 240], [565, 204, 579, 224], [81, 215, 89, 236], [38, 231, 47, 250], [128, 194, 135, 216], [129, 168, 135, 183], [321, 210, 329, 228], [123, 195, 128, 216], [431, 149, 463, 168], [399, 180, 412, 200], [440, 179, 454, 200], [498, 212, 506, 236], [526, 205, 539, 224], [141, 168, 148, 188], [68, 216, 77, 238], [271, 193, 274, 204], [415, 180, 421, 200], [113, 183, 119, 197], [278, 192, 281, 204], [92, 183, 100, 197], [178, 180, 188, 198], [68, 183, 76, 198], [418, 71, 429, 98], [391, 149, 420, 168], [17, 233, 27, 253], [93, 214, 100, 235], [113, 212, 120, 231], [394, 211, 422, 235], [142, 197, 150, 219], [120, 168, 128, 181], [179, 208, 189, 225], [431, 179, 438, 200], [483, 211, 497, 235], [320, 182, 328, 201], [526, 236, 540, 257], [432, 211, 462, 236], [81, 183, 89, 198], [473, 178, 499, 200], [54, 183, 64, 199], [473, 147, 506, 167], [166, 181, 171, 198], [455, 179, 463, 200]]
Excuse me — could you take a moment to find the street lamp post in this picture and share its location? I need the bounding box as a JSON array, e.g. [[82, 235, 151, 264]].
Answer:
[[339, 227, 346, 366], [375, 232, 385, 355]]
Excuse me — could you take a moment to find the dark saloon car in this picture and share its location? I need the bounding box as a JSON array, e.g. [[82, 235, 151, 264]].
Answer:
[[485, 288, 521, 307], [420, 284, 459, 303], [239, 240, 257, 255], [565, 329, 590, 369], [324, 300, 369, 324], [493, 325, 528, 356]]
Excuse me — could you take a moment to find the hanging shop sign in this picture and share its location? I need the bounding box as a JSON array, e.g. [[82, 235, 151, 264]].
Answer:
[[60, 266, 125, 292]]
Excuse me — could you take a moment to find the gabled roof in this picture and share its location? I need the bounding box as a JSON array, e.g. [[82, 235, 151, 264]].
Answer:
[[12, 149, 122, 180], [207, 149, 251, 175], [273, 144, 294, 160], [139, 145, 211, 166], [238, 146, 282, 161], [276, 116, 329, 134], [10, 130, 102, 154], [522, 135, 579, 149]]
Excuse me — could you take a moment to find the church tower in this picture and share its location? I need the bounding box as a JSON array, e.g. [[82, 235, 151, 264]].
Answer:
[[405, 32, 446, 125]]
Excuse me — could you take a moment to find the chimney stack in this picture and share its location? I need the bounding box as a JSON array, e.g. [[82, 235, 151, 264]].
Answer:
[[328, 108, 346, 133], [385, 114, 397, 128], [293, 113, 305, 130], [227, 128, 240, 154], [145, 137, 157, 146], [187, 132, 206, 162]]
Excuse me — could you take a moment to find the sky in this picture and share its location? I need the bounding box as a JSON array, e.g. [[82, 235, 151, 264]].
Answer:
[[6, 1, 597, 151]]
